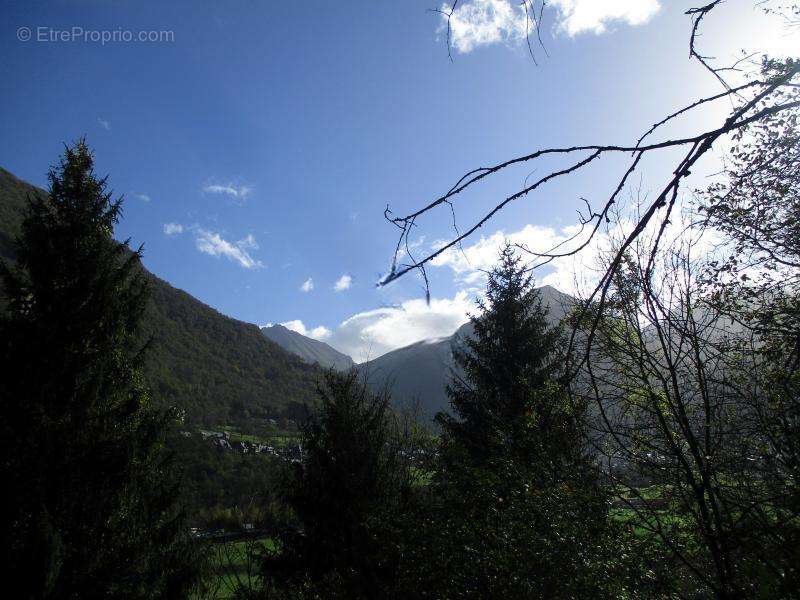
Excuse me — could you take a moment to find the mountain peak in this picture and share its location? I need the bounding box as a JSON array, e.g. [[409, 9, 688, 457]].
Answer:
[[261, 324, 354, 371]]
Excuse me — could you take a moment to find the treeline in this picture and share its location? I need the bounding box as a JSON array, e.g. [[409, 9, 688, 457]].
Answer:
[[138, 275, 319, 428]]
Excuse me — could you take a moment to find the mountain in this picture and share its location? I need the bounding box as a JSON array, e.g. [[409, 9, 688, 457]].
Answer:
[[358, 285, 576, 418], [262, 324, 355, 371], [0, 169, 29, 262], [358, 329, 463, 419], [0, 166, 321, 427]]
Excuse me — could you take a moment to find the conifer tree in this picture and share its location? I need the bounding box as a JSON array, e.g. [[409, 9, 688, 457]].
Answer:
[[264, 370, 412, 598], [407, 244, 635, 598], [438, 243, 578, 474], [0, 140, 195, 598]]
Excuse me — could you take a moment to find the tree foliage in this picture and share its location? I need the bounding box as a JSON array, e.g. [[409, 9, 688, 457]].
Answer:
[[584, 91, 800, 595], [405, 245, 640, 599], [0, 141, 196, 598], [263, 371, 414, 598]]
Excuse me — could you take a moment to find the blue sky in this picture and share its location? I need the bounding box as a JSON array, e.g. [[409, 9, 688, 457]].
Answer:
[[2, 0, 794, 361]]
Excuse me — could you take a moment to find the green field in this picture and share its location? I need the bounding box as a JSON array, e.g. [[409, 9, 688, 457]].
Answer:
[[193, 537, 277, 599], [215, 424, 301, 447]]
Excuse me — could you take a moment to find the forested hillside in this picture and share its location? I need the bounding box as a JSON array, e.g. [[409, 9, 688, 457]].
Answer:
[[0, 166, 321, 426]]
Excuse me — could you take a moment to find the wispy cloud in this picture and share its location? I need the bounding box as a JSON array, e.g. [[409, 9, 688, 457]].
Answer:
[[162, 222, 263, 268], [133, 192, 151, 203], [549, 0, 661, 36], [281, 319, 332, 341], [300, 277, 314, 293], [195, 229, 263, 269], [334, 274, 352, 292], [202, 182, 252, 199], [97, 117, 111, 131], [439, 0, 528, 54], [163, 222, 184, 235]]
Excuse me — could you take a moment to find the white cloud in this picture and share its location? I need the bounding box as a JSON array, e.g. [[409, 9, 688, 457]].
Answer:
[[438, 0, 661, 53], [163, 222, 184, 236], [431, 222, 627, 297], [281, 320, 332, 341], [134, 193, 151, 202], [291, 222, 628, 362], [195, 229, 263, 269], [431, 223, 562, 280], [308, 225, 599, 362], [300, 277, 314, 293], [440, 0, 528, 54], [287, 291, 473, 363], [202, 183, 252, 199], [549, 0, 660, 36], [97, 117, 111, 131], [334, 274, 352, 292], [336, 293, 472, 361]]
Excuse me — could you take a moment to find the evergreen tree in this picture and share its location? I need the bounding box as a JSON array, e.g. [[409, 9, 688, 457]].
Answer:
[[405, 244, 636, 599], [263, 370, 412, 598], [438, 243, 570, 471], [0, 141, 195, 598]]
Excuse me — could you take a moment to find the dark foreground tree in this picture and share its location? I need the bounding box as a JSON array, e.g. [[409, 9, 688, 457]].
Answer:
[[0, 141, 196, 598], [586, 228, 800, 598], [697, 96, 800, 595], [262, 370, 413, 599], [401, 245, 649, 598], [583, 97, 800, 593]]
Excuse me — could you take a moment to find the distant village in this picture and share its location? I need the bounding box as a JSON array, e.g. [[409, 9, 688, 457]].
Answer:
[[184, 428, 303, 462]]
